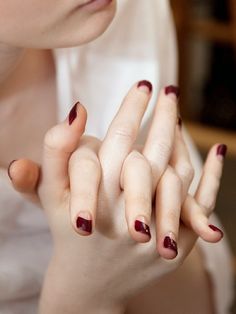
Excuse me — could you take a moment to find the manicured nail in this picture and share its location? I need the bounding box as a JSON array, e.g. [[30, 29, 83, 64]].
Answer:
[[163, 236, 178, 255], [137, 80, 153, 94], [7, 159, 17, 180], [68, 102, 80, 125], [177, 116, 182, 128], [217, 144, 227, 158], [135, 219, 151, 238], [76, 212, 92, 234], [209, 224, 224, 238], [165, 85, 180, 99]]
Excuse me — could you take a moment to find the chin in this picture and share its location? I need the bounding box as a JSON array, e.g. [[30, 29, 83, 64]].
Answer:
[[4, 1, 116, 49], [43, 2, 116, 48]]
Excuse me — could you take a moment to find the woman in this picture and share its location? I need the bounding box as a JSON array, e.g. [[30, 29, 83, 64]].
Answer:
[[0, 0, 233, 313]]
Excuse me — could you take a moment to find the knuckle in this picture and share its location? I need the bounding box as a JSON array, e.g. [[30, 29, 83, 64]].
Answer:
[[44, 127, 58, 151], [128, 150, 143, 160], [177, 162, 195, 183], [79, 158, 100, 174], [112, 123, 136, 141], [128, 195, 151, 208], [77, 190, 97, 204], [70, 153, 100, 175], [207, 202, 215, 213], [168, 168, 182, 187], [155, 140, 172, 160], [126, 151, 150, 168], [44, 126, 76, 154], [123, 151, 152, 182]]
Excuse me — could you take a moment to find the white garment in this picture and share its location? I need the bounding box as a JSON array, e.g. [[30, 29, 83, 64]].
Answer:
[[0, 1, 234, 313], [54, 0, 177, 141]]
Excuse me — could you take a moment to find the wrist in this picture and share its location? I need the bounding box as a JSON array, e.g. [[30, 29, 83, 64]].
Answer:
[[39, 255, 125, 314]]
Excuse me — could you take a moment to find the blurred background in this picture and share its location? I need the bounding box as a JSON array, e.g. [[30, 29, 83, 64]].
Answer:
[[170, 0, 236, 311]]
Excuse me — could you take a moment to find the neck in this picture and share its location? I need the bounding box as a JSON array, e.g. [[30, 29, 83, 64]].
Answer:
[[0, 43, 24, 85]]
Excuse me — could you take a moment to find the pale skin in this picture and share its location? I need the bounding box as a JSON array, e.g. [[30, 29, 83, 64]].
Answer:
[[0, 0, 226, 313]]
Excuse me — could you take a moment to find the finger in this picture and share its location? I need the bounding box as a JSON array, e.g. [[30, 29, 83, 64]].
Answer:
[[182, 195, 224, 243], [155, 166, 182, 259], [41, 102, 87, 203], [99, 80, 152, 191], [195, 143, 226, 213], [181, 144, 226, 242], [170, 122, 194, 200], [142, 86, 179, 196], [7, 159, 40, 205], [69, 137, 101, 235], [121, 150, 152, 243]]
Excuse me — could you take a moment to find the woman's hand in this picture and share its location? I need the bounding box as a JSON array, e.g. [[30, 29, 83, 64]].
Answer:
[[8, 81, 225, 252], [8, 82, 226, 313]]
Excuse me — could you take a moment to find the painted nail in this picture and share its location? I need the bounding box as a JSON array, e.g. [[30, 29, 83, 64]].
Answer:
[[7, 159, 17, 180], [217, 144, 227, 158], [76, 216, 92, 234], [165, 85, 180, 99], [163, 236, 178, 255], [135, 220, 151, 237], [177, 116, 182, 128], [209, 224, 224, 238], [137, 80, 153, 94], [68, 102, 80, 125]]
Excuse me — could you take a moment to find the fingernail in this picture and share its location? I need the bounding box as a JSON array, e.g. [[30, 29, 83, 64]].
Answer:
[[135, 219, 151, 238], [163, 236, 178, 256], [68, 102, 80, 125], [209, 224, 224, 238], [177, 115, 182, 128], [137, 80, 153, 94], [7, 159, 17, 180], [76, 212, 92, 234], [216, 144, 227, 158], [165, 85, 180, 99]]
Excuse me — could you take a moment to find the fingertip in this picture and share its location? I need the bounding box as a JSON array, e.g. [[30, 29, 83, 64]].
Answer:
[[72, 211, 93, 236], [164, 85, 180, 101], [77, 103, 88, 131], [7, 159, 17, 181], [8, 159, 40, 193], [157, 234, 178, 260], [208, 224, 224, 242], [68, 101, 87, 131], [207, 143, 227, 163], [216, 144, 227, 161], [192, 219, 223, 243], [137, 80, 153, 94], [130, 219, 151, 243]]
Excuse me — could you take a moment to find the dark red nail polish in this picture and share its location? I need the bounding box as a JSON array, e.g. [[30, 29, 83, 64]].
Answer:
[[135, 220, 151, 237], [217, 144, 227, 158], [7, 159, 17, 180], [68, 102, 80, 125], [163, 236, 178, 255], [209, 225, 224, 238], [76, 216, 92, 233], [137, 80, 153, 93], [165, 85, 180, 98], [177, 116, 182, 128]]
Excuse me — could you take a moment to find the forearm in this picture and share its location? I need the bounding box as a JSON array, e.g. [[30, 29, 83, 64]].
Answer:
[[39, 256, 125, 314]]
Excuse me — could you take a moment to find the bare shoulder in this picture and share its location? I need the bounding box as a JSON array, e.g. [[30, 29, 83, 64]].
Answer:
[[125, 246, 213, 314]]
